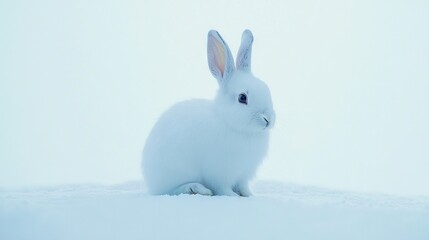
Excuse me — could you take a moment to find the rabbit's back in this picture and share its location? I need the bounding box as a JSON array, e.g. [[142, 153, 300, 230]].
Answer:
[[142, 99, 218, 194]]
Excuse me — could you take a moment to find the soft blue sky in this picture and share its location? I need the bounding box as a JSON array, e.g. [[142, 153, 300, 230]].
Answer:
[[1, 0, 428, 195]]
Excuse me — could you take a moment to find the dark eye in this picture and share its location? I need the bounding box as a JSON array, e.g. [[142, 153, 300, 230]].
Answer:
[[238, 93, 248, 105]]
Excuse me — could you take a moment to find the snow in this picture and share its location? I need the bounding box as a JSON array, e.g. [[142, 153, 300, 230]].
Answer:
[[2, 181, 429, 240]]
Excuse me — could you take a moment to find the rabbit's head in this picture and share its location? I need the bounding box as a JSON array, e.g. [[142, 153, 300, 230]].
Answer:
[[208, 30, 275, 133]]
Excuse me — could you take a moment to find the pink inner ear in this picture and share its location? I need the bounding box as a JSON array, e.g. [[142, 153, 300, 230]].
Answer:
[[211, 35, 225, 76]]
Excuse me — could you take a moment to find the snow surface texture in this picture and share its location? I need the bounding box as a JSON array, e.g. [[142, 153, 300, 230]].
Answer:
[[1, 181, 429, 240]]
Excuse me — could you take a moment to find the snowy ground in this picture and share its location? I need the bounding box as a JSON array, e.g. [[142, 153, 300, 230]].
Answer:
[[1, 181, 429, 240]]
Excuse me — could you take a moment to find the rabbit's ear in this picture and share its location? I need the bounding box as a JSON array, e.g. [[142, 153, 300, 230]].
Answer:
[[207, 30, 235, 87], [236, 29, 253, 72]]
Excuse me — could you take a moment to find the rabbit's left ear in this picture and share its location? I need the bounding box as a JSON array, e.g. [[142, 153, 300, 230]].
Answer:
[[236, 29, 254, 72], [207, 30, 235, 87]]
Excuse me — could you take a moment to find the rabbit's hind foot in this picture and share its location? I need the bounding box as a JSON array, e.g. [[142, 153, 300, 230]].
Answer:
[[171, 182, 213, 196]]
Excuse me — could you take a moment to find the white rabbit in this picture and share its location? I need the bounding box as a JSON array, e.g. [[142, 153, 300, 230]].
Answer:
[[142, 30, 275, 196]]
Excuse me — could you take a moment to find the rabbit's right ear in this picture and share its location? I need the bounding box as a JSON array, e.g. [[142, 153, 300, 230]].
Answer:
[[236, 29, 253, 72], [207, 30, 235, 87]]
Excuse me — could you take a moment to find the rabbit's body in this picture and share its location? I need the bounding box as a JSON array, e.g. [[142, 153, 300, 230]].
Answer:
[[143, 99, 269, 196], [142, 30, 275, 196]]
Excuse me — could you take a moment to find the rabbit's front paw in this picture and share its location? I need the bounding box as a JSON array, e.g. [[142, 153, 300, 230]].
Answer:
[[214, 188, 240, 197], [233, 184, 252, 197]]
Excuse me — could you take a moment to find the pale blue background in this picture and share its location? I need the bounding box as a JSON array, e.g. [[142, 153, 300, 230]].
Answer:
[[1, 0, 428, 196]]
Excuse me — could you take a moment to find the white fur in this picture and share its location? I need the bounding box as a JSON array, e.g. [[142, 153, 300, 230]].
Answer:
[[142, 30, 275, 196]]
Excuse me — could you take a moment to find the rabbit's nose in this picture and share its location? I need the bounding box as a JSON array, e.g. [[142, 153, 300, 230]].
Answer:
[[262, 110, 275, 128], [263, 116, 270, 127]]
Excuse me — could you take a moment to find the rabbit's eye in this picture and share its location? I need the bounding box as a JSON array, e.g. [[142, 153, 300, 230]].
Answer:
[[238, 93, 248, 105]]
